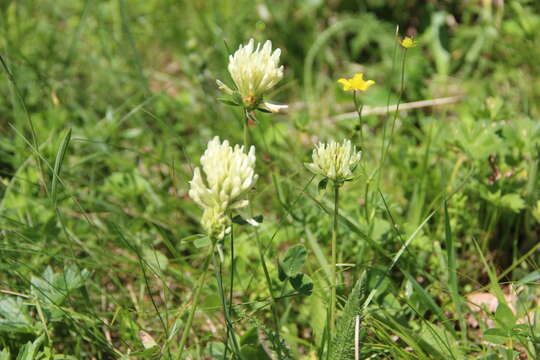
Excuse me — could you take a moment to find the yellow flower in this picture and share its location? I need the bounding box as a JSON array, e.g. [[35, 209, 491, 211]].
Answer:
[[401, 36, 416, 49], [337, 73, 375, 92]]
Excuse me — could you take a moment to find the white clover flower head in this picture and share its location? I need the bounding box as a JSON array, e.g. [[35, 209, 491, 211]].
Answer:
[[201, 207, 230, 241], [189, 136, 258, 215], [306, 139, 362, 183], [223, 39, 284, 108]]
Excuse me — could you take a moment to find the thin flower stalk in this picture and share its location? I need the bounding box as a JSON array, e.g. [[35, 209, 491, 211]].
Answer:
[[306, 139, 361, 340], [214, 251, 243, 358], [241, 109, 283, 356], [330, 182, 340, 337]]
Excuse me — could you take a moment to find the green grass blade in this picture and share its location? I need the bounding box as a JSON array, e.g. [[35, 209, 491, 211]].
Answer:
[[51, 128, 72, 207]]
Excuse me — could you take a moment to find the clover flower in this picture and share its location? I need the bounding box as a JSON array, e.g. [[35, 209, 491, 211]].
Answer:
[[338, 73, 375, 92], [189, 137, 258, 239], [189, 136, 258, 213], [306, 139, 362, 183], [217, 39, 286, 112], [401, 36, 416, 49]]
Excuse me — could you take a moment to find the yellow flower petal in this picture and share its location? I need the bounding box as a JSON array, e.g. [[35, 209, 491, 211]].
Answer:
[[337, 78, 351, 91], [337, 73, 375, 92], [401, 37, 416, 49]]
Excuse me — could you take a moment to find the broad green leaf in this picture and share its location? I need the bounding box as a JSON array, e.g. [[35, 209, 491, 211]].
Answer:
[[484, 328, 509, 345], [517, 270, 540, 285], [280, 245, 308, 278], [194, 236, 211, 248], [240, 345, 271, 360], [494, 303, 516, 330], [418, 323, 465, 360], [239, 328, 271, 360], [0, 348, 10, 360], [290, 273, 313, 295], [499, 193, 525, 213], [206, 342, 225, 359], [0, 297, 35, 334], [142, 248, 169, 272]]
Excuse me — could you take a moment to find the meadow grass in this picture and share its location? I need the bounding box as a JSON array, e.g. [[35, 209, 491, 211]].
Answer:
[[1, 0, 540, 359]]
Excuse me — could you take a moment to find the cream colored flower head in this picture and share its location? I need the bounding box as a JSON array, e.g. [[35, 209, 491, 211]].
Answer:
[[189, 136, 258, 214], [218, 39, 285, 111], [306, 139, 361, 183]]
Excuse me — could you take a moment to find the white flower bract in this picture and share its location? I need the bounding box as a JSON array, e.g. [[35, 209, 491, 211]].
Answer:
[[262, 101, 288, 113], [306, 139, 362, 182], [223, 39, 284, 106], [189, 136, 258, 238]]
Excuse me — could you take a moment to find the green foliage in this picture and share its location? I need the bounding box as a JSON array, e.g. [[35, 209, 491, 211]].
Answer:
[[329, 276, 366, 360]]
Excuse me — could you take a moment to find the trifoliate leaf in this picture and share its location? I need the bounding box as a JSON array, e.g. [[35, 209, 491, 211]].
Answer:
[[289, 273, 313, 295], [280, 245, 307, 278]]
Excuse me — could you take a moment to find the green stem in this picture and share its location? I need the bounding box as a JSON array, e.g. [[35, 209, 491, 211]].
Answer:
[[223, 223, 235, 359], [243, 109, 249, 150], [177, 242, 215, 359], [383, 49, 408, 163], [353, 92, 364, 146], [364, 179, 370, 224], [330, 183, 340, 339], [377, 48, 408, 195], [242, 108, 282, 357], [214, 253, 243, 358], [255, 228, 282, 358], [379, 27, 400, 164]]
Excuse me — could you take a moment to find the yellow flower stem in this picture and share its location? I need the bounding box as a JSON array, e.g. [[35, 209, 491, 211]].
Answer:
[[353, 91, 364, 146], [177, 241, 216, 360], [330, 182, 340, 342], [389, 48, 408, 143], [377, 47, 408, 198], [380, 26, 400, 166]]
